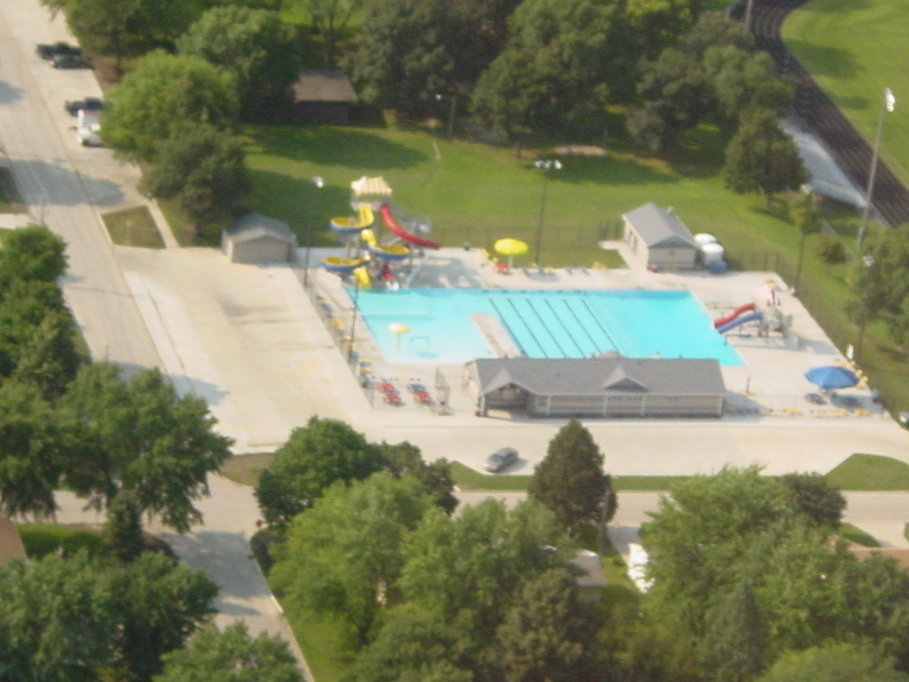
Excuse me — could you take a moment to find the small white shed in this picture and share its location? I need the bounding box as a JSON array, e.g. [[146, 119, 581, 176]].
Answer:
[[623, 202, 698, 270], [223, 213, 297, 264]]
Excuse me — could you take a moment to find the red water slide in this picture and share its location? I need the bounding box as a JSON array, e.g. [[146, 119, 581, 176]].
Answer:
[[379, 203, 440, 249], [714, 302, 755, 328]]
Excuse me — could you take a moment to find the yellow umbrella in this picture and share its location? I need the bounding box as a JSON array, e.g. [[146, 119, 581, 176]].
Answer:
[[494, 238, 529, 268], [388, 322, 410, 350]]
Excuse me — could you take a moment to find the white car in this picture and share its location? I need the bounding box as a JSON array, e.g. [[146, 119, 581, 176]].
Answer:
[[76, 109, 102, 147]]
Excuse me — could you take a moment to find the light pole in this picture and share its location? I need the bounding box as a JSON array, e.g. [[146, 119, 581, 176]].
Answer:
[[303, 176, 324, 288], [857, 87, 895, 252], [434, 93, 457, 140], [533, 159, 562, 266]]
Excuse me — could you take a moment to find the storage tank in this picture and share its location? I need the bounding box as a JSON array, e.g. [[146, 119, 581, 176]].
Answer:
[[700, 242, 725, 265], [694, 233, 718, 245]]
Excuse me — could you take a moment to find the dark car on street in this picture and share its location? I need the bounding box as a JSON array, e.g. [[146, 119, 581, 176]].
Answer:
[[484, 447, 518, 473], [65, 97, 103, 116], [36, 41, 81, 60], [50, 54, 92, 69]]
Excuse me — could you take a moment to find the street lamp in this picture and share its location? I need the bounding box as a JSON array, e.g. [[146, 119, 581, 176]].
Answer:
[[302, 176, 324, 288], [857, 87, 896, 252], [533, 159, 562, 266], [434, 93, 457, 140]]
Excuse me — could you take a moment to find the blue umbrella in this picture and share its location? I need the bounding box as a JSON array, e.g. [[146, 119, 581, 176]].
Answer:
[[804, 365, 859, 390]]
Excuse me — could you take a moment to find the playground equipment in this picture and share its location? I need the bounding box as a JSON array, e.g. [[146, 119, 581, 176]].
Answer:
[[714, 302, 755, 328], [330, 204, 374, 236], [715, 282, 786, 335], [361, 228, 410, 261], [322, 256, 368, 273]]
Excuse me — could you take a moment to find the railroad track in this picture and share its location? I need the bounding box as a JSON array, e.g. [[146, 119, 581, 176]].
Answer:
[[750, 0, 909, 226]]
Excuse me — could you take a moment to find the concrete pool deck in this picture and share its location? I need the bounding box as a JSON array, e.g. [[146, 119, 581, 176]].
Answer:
[[115, 243, 908, 477]]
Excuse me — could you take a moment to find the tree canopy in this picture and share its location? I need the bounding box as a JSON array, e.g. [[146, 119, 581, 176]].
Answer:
[[61, 362, 233, 531], [529, 418, 615, 532], [177, 6, 302, 122], [102, 50, 238, 162], [154, 621, 302, 682], [0, 225, 67, 286], [757, 642, 909, 682], [850, 224, 909, 346]]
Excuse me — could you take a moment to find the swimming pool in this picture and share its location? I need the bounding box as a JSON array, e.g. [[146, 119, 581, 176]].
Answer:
[[351, 288, 743, 366]]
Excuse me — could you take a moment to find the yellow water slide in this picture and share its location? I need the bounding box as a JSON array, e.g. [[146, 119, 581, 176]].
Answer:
[[353, 265, 372, 289], [361, 228, 410, 260], [330, 203, 374, 234]]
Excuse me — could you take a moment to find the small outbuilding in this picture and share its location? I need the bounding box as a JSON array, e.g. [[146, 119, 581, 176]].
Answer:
[[292, 70, 357, 123], [223, 213, 297, 264], [464, 356, 726, 418], [623, 202, 699, 271]]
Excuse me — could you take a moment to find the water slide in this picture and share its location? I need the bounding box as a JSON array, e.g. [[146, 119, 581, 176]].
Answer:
[[717, 311, 762, 334], [322, 256, 367, 273], [360, 228, 410, 261], [330, 204, 374, 236], [714, 302, 755, 328], [379, 203, 440, 249]]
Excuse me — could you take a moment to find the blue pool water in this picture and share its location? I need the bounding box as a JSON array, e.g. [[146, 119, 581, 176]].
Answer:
[[350, 288, 743, 366]]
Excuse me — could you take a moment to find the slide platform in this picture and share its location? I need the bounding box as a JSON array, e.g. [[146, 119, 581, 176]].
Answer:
[[379, 203, 440, 249], [322, 256, 367, 273], [717, 311, 762, 334], [330, 204, 374, 236], [361, 228, 410, 261], [714, 302, 755, 328]]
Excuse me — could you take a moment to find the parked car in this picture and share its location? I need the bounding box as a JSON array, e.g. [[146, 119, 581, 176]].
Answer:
[[36, 41, 81, 60], [65, 97, 103, 116], [76, 109, 102, 147], [50, 54, 92, 69], [484, 447, 518, 473]]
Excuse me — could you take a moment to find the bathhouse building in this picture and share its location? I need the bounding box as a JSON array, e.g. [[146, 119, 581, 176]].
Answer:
[[623, 202, 699, 270]]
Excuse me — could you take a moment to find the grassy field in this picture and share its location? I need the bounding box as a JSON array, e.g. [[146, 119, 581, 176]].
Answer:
[[102, 206, 164, 248], [18, 523, 103, 558], [783, 0, 909, 188], [825, 453, 909, 491]]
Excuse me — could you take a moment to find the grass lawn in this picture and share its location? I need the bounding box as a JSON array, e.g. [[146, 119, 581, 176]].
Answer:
[[284, 605, 354, 682], [783, 0, 909, 188], [825, 454, 909, 491], [221, 452, 273, 487], [18, 523, 103, 558], [102, 206, 164, 248], [839, 523, 880, 548]]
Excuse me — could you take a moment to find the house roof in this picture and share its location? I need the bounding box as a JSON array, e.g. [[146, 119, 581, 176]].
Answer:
[[226, 213, 296, 245], [293, 70, 357, 103], [0, 517, 26, 565], [467, 356, 725, 397], [623, 202, 697, 249]]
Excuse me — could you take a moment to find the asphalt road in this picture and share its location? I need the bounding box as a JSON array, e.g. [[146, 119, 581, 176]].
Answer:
[[0, 1, 160, 371]]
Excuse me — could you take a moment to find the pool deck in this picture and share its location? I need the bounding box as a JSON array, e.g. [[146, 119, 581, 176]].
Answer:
[[116, 242, 908, 478]]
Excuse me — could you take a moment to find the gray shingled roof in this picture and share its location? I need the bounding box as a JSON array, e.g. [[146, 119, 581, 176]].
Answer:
[[226, 213, 296, 245], [623, 202, 697, 249], [469, 356, 725, 396], [293, 70, 357, 103]]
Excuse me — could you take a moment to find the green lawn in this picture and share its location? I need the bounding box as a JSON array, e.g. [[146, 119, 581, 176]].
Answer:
[[783, 0, 909, 188], [825, 454, 909, 491], [18, 523, 103, 558]]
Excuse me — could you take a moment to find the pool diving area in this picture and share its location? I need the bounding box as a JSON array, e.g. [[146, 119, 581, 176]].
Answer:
[[351, 288, 744, 366]]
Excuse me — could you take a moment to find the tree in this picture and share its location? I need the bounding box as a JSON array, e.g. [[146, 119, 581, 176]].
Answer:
[[624, 0, 696, 59], [723, 110, 807, 206], [140, 121, 250, 238], [177, 7, 302, 121], [10, 308, 82, 400], [529, 419, 615, 532], [377, 440, 458, 515], [778, 472, 846, 528], [704, 46, 794, 125], [398, 499, 572, 668], [472, 0, 631, 145], [849, 225, 909, 347], [113, 551, 218, 680], [496, 568, 597, 682], [298, 0, 364, 67], [61, 362, 233, 532], [757, 642, 909, 682], [343, 0, 458, 116], [154, 621, 302, 682], [255, 416, 382, 528], [270, 473, 435, 646], [102, 489, 145, 562], [0, 381, 71, 518], [102, 50, 238, 162], [787, 192, 822, 292], [0, 225, 67, 286], [343, 608, 473, 682], [699, 579, 767, 682]]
